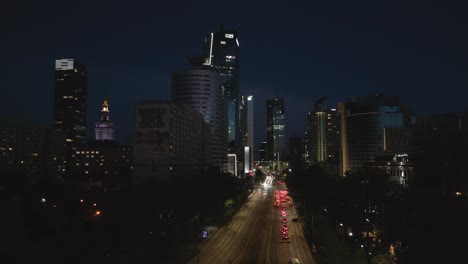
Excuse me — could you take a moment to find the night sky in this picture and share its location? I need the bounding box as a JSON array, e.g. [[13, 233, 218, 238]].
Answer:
[[3, 0, 468, 148]]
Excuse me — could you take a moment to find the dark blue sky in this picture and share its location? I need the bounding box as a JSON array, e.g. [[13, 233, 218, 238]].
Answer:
[[2, 0, 468, 148]]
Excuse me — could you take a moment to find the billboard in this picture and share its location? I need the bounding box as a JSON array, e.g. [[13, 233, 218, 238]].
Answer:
[[135, 104, 170, 152], [136, 106, 169, 132], [133, 103, 172, 183]]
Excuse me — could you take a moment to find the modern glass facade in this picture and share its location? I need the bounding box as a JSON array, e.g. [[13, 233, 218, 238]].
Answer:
[[240, 95, 254, 174], [204, 25, 240, 155], [266, 97, 286, 162], [346, 95, 404, 170], [172, 66, 227, 170]]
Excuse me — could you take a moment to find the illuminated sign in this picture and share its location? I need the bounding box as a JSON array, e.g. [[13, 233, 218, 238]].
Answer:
[[225, 33, 234, 39]]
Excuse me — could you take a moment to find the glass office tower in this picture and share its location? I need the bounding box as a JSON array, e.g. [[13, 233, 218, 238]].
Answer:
[[204, 24, 240, 155], [266, 97, 286, 162], [172, 63, 227, 170]]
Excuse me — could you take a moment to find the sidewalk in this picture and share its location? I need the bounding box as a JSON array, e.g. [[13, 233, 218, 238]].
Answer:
[[168, 224, 221, 264]]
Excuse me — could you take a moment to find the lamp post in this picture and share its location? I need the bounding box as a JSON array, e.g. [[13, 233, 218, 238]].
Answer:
[[194, 211, 200, 264]]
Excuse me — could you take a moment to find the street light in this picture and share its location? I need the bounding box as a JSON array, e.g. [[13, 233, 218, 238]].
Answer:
[[194, 211, 200, 264]]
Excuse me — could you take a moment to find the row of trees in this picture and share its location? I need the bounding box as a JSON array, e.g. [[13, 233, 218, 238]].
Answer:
[[8, 164, 255, 263], [287, 133, 468, 264], [285, 161, 416, 264]]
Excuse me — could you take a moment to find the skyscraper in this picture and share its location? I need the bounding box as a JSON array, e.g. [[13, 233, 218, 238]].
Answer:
[[266, 97, 286, 164], [259, 140, 267, 163], [53, 59, 88, 152], [95, 99, 114, 141], [246, 95, 254, 172], [307, 96, 341, 174], [204, 24, 240, 156], [308, 96, 328, 162], [240, 95, 254, 174], [172, 62, 227, 171]]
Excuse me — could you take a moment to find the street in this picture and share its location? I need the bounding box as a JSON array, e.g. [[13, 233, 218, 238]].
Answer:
[[188, 180, 316, 264]]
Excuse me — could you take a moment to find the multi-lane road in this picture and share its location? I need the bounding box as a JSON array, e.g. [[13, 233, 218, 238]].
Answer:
[[188, 177, 316, 264]]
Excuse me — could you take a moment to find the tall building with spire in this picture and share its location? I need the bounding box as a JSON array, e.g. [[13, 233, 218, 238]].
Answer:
[[95, 99, 114, 141], [203, 24, 240, 157], [53, 59, 88, 152]]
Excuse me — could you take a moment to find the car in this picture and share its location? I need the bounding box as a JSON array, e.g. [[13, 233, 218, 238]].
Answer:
[[282, 225, 289, 231], [282, 233, 289, 240], [281, 218, 288, 223]]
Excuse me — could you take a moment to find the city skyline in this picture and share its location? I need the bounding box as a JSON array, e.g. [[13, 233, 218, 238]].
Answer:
[[3, 1, 468, 148]]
